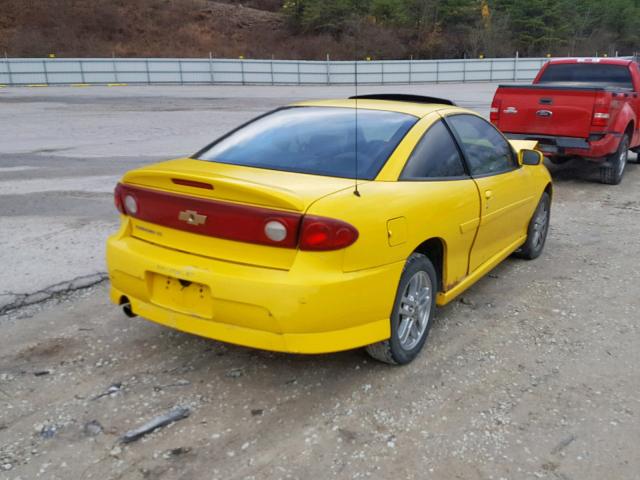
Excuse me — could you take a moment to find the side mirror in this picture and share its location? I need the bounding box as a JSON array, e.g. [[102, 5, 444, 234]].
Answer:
[[519, 149, 544, 166]]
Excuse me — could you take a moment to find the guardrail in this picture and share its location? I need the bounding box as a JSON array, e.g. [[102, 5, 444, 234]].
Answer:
[[0, 57, 549, 86]]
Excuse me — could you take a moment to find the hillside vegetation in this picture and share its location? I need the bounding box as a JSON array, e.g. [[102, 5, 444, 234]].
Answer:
[[1, 0, 638, 59]]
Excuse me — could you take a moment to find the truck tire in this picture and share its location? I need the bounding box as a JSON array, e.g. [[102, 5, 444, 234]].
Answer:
[[514, 191, 550, 260], [600, 135, 629, 185], [365, 253, 437, 365]]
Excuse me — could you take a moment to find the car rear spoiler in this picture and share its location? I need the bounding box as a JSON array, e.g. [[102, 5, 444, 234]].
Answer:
[[349, 94, 456, 106]]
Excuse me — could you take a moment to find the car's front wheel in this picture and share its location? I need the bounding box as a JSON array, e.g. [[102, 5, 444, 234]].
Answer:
[[365, 253, 437, 365], [514, 191, 551, 260]]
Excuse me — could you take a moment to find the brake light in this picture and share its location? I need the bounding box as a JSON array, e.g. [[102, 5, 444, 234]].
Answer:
[[299, 216, 359, 251], [114, 183, 124, 213], [113, 183, 358, 250], [490, 98, 501, 124], [592, 92, 612, 127]]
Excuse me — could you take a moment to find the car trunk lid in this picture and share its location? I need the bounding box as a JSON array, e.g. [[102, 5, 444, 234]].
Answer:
[[120, 158, 358, 270]]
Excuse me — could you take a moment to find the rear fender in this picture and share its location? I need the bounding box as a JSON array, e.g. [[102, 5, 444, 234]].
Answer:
[[610, 103, 636, 143]]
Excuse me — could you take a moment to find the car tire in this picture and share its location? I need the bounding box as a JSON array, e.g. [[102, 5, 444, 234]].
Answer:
[[514, 191, 551, 260], [600, 135, 629, 185], [365, 253, 437, 365]]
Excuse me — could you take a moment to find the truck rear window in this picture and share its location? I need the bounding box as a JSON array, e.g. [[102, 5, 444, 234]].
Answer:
[[538, 63, 633, 88], [196, 107, 417, 179]]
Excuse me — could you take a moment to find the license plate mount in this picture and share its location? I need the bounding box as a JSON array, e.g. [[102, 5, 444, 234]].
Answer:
[[149, 273, 213, 319]]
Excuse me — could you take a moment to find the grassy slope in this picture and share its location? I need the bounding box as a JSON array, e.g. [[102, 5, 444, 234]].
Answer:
[[0, 0, 406, 59]]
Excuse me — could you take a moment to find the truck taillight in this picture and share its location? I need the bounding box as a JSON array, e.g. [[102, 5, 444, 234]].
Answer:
[[592, 92, 612, 127], [490, 99, 501, 124]]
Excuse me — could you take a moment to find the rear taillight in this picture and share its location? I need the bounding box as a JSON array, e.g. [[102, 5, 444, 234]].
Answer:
[[299, 216, 359, 251], [114, 183, 124, 213], [490, 98, 501, 124], [114, 183, 359, 251], [592, 92, 612, 127]]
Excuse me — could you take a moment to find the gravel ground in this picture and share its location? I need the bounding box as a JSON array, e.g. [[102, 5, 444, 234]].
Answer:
[[1, 84, 639, 480]]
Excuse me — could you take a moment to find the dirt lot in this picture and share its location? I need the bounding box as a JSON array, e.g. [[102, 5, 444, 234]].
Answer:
[[1, 84, 639, 480]]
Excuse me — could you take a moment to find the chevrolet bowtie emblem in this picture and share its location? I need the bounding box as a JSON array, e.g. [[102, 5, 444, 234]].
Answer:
[[178, 210, 207, 226]]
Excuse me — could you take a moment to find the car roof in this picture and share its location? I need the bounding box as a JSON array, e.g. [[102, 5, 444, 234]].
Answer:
[[291, 98, 455, 118]]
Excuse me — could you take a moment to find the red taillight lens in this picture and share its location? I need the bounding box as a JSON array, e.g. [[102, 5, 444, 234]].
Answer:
[[114, 183, 124, 213], [299, 216, 359, 251], [114, 183, 358, 251], [489, 98, 501, 124], [592, 92, 612, 128]]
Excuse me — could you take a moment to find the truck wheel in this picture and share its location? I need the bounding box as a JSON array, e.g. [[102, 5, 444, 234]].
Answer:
[[600, 135, 629, 185], [514, 191, 550, 260], [365, 253, 437, 365]]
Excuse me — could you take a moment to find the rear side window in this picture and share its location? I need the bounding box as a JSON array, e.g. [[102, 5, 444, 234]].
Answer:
[[400, 120, 466, 179], [196, 107, 417, 180], [538, 63, 633, 88], [446, 114, 516, 176]]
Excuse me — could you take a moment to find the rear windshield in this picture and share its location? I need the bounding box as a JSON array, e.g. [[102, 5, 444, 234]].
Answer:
[[196, 106, 417, 179], [538, 63, 633, 88]]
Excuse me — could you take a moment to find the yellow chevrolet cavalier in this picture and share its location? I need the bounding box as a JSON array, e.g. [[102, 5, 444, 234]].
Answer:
[[107, 94, 552, 364]]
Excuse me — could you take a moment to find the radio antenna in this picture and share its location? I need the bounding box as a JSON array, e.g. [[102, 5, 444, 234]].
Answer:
[[353, 3, 360, 197]]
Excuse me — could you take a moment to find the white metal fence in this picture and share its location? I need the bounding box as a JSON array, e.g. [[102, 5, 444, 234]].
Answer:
[[0, 56, 549, 86]]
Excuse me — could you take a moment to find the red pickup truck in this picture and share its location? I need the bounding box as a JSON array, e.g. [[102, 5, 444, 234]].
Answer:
[[490, 58, 640, 184]]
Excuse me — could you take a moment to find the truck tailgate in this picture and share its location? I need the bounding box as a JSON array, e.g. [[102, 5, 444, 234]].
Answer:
[[494, 85, 600, 138]]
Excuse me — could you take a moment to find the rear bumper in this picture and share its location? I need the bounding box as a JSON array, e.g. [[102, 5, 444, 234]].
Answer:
[[505, 132, 621, 160], [106, 232, 402, 354]]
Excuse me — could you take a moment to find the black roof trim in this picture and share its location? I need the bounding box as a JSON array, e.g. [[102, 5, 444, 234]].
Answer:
[[349, 94, 456, 106]]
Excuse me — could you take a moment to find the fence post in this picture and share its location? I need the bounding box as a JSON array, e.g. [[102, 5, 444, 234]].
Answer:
[[178, 60, 183, 85], [42, 59, 49, 85], [514, 51, 519, 81], [436, 60, 439, 83], [112, 54, 119, 83], [462, 58, 466, 83], [241, 59, 245, 85], [209, 52, 214, 84], [79, 60, 85, 83], [409, 56, 412, 84], [326, 54, 330, 85], [296, 60, 301, 84], [490, 59, 493, 82], [145, 59, 150, 85], [270, 56, 275, 85], [5, 54, 13, 86]]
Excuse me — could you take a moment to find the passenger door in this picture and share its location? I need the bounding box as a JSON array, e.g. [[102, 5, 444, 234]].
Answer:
[[398, 118, 480, 288], [444, 113, 534, 273]]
